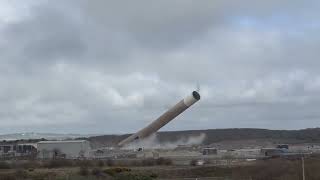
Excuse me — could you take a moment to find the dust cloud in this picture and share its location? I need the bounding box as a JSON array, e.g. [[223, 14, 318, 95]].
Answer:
[[122, 133, 206, 149]]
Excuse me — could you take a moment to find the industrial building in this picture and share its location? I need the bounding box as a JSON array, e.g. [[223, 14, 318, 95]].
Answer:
[[0, 143, 37, 158], [37, 140, 91, 159]]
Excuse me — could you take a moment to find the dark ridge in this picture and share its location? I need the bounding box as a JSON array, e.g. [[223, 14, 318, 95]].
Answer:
[[84, 128, 320, 148]]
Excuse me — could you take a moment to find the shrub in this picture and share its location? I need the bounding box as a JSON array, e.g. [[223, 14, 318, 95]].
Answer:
[[104, 167, 131, 177], [114, 172, 155, 180], [190, 159, 198, 166], [75, 160, 93, 167], [17, 161, 41, 169], [0, 161, 11, 169], [97, 160, 105, 167], [43, 159, 74, 168], [141, 158, 156, 166], [150, 173, 158, 178], [28, 171, 57, 180], [79, 166, 89, 176], [15, 169, 28, 179], [156, 158, 172, 166], [106, 159, 115, 166], [0, 173, 15, 180], [91, 167, 102, 176]]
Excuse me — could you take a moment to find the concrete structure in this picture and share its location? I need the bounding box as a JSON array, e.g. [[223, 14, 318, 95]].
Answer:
[[37, 140, 91, 159], [137, 151, 159, 159], [202, 147, 218, 155], [118, 91, 201, 146]]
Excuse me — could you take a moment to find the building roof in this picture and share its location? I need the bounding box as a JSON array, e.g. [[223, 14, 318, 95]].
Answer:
[[38, 140, 88, 144]]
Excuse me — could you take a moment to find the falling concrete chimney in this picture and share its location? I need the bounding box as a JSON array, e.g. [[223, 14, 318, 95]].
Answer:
[[118, 91, 201, 147]]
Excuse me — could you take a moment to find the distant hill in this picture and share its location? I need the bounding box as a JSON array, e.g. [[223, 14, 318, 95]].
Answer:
[[84, 128, 320, 148], [0, 132, 99, 141], [3, 129, 320, 149]]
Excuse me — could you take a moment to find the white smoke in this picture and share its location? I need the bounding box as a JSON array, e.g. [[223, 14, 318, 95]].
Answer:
[[122, 133, 206, 150]]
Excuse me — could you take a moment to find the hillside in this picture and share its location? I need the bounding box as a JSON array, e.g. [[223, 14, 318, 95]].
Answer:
[[84, 128, 320, 148]]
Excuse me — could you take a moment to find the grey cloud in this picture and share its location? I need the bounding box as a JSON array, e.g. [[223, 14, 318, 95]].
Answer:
[[0, 1, 320, 134], [2, 6, 85, 65]]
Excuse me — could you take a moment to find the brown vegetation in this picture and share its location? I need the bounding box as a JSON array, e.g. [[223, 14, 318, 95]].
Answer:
[[0, 156, 319, 179], [232, 157, 320, 180]]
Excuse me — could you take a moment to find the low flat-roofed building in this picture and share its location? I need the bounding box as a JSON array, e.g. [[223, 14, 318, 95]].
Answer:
[[202, 147, 218, 155], [37, 140, 91, 159], [276, 144, 289, 149], [261, 148, 287, 157]]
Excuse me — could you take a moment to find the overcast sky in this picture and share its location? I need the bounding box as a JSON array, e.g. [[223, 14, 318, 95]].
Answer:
[[0, 0, 320, 134]]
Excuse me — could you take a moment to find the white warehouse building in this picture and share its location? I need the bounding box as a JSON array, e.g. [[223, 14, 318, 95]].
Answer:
[[37, 140, 91, 159]]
